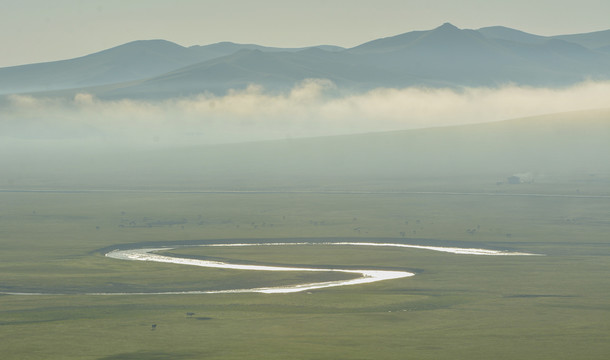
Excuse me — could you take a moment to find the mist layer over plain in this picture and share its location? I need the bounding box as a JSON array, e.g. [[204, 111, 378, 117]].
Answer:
[[1, 84, 609, 193], [2, 80, 610, 146]]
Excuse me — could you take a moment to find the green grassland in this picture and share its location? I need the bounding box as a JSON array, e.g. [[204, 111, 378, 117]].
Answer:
[[1, 189, 609, 359], [1, 109, 609, 359]]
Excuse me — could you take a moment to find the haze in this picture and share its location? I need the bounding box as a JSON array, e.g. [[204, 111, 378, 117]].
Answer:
[[3, 80, 610, 147]]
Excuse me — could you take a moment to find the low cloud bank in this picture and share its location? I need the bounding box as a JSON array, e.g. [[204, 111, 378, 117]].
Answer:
[[2, 80, 610, 146]]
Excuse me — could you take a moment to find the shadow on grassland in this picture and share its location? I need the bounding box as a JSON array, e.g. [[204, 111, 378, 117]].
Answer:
[[98, 352, 198, 360]]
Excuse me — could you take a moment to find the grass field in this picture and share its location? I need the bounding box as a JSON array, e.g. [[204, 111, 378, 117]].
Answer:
[[1, 109, 608, 358], [1, 188, 609, 359]]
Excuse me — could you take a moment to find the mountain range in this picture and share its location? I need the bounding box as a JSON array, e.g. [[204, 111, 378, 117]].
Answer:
[[2, 23, 610, 98]]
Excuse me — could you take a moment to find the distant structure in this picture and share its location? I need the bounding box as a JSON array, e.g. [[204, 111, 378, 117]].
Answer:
[[507, 175, 521, 184], [507, 172, 534, 184]]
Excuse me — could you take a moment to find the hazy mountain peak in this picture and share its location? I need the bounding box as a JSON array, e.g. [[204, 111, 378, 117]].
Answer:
[[416, 22, 484, 46], [114, 39, 182, 47], [347, 23, 462, 53], [85, 39, 189, 60], [435, 22, 459, 31], [477, 26, 547, 44]]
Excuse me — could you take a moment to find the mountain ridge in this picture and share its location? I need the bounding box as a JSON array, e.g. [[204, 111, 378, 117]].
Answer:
[[2, 23, 610, 98]]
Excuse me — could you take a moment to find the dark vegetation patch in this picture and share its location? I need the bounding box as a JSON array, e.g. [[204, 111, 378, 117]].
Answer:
[[98, 352, 197, 360], [0, 319, 70, 326], [505, 294, 577, 298], [118, 217, 188, 228]]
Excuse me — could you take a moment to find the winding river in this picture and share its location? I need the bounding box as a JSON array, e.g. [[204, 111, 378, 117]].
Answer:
[[100, 242, 539, 294], [2, 242, 539, 295]]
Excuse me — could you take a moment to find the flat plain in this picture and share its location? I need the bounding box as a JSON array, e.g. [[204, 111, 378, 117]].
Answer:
[[1, 187, 609, 359], [1, 110, 609, 359]]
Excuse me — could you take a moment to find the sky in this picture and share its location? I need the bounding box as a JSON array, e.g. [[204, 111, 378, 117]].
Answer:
[[2, 0, 610, 68]]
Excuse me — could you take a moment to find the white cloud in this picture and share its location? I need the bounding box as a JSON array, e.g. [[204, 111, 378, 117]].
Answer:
[[3, 80, 610, 146]]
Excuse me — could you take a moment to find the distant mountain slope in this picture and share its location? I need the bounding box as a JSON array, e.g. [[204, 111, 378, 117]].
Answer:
[[3, 108, 609, 192], [0, 40, 199, 94], [188, 41, 344, 61], [479, 26, 610, 50], [2, 24, 610, 98], [554, 29, 610, 50], [597, 45, 610, 53], [477, 26, 548, 44], [160, 108, 609, 189], [0, 41, 344, 95], [347, 23, 610, 86], [99, 48, 427, 98]]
